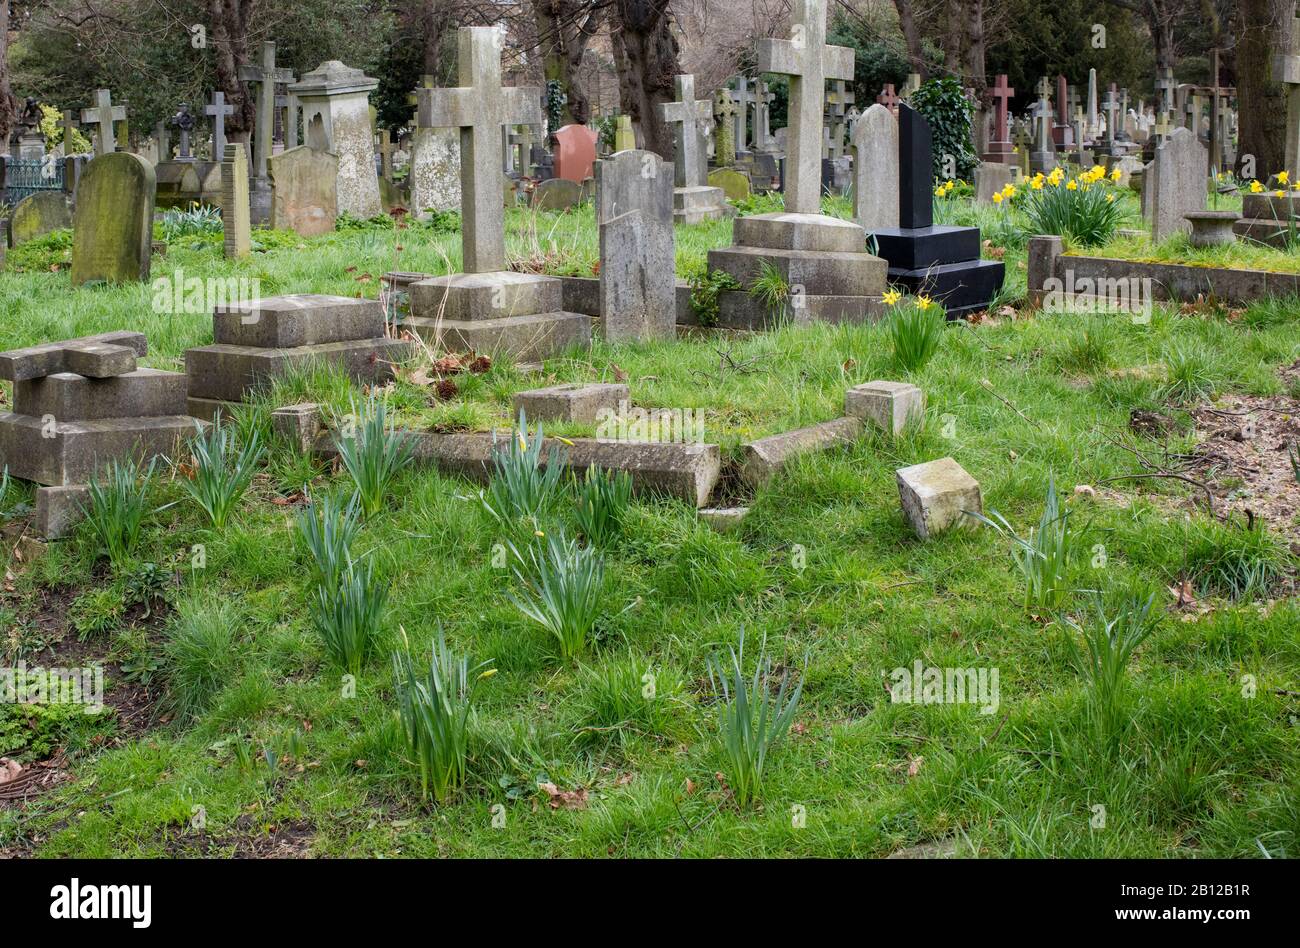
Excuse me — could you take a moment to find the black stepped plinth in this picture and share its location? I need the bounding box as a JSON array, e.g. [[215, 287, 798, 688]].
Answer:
[[885, 259, 1006, 316], [872, 225, 981, 271]]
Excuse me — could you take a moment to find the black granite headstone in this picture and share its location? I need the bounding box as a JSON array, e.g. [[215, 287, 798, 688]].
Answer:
[[899, 105, 933, 229]]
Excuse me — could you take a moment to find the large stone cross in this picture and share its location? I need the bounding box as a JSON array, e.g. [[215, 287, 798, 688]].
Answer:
[[239, 42, 294, 180], [756, 0, 854, 214], [80, 89, 125, 156], [1154, 67, 1177, 116], [205, 91, 234, 159], [989, 75, 1013, 140], [1102, 85, 1119, 145], [660, 74, 712, 188], [731, 77, 757, 153], [419, 26, 542, 273]]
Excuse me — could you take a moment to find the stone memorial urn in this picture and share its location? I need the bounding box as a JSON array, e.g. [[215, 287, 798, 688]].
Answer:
[[1185, 210, 1240, 248]]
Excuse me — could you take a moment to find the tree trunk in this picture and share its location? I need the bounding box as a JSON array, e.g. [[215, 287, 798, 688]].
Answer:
[[210, 0, 254, 140], [965, 0, 987, 94], [0, 0, 17, 144], [532, 0, 605, 126], [611, 0, 679, 158], [891, 0, 927, 79], [1236, 0, 1295, 177]]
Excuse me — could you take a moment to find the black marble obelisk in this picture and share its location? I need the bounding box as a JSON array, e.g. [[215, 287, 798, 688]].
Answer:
[[899, 104, 933, 230]]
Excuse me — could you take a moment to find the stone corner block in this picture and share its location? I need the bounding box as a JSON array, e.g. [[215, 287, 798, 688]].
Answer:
[[512, 382, 629, 425], [34, 485, 92, 539], [271, 402, 324, 452], [896, 457, 982, 539], [846, 381, 925, 435], [1026, 235, 1064, 309]]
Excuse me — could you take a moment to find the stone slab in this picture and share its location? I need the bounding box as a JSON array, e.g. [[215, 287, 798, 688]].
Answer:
[[213, 294, 386, 348], [512, 383, 629, 425], [409, 271, 563, 322], [0, 331, 148, 382], [402, 311, 592, 364], [871, 225, 982, 271], [885, 259, 1006, 316], [707, 245, 887, 298], [62, 342, 138, 378], [740, 416, 864, 488], [185, 337, 410, 402], [314, 429, 720, 508], [34, 485, 93, 540], [733, 212, 866, 253], [896, 456, 982, 539], [271, 402, 324, 452], [15, 369, 188, 422], [0, 413, 197, 487], [700, 507, 749, 532]]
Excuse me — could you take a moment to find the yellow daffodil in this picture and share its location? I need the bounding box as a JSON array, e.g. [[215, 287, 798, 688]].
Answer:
[[992, 192, 1004, 204], [1105, 194, 1115, 203], [1066, 179, 1078, 191], [1001, 183, 1016, 197], [1111, 168, 1122, 182], [1031, 178, 1044, 190], [882, 288, 903, 306], [1279, 171, 1290, 185], [916, 294, 934, 310], [1249, 180, 1264, 193], [935, 186, 946, 197], [1276, 190, 1285, 198]]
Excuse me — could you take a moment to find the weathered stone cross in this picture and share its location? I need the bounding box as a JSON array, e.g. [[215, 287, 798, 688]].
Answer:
[[1102, 85, 1119, 146], [419, 26, 541, 273], [731, 77, 756, 153], [660, 74, 712, 188], [59, 110, 80, 156], [205, 91, 234, 159], [877, 83, 901, 116], [756, 0, 854, 214], [239, 42, 294, 180], [1154, 67, 1177, 117], [1276, 17, 1300, 177], [989, 75, 1013, 140], [79, 89, 125, 156]]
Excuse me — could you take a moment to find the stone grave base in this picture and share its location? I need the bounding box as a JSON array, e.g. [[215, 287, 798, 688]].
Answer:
[[404, 271, 591, 362], [1232, 193, 1300, 248], [707, 212, 886, 299], [673, 186, 729, 224], [185, 337, 410, 404], [0, 413, 196, 487], [872, 223, 1005, 316]]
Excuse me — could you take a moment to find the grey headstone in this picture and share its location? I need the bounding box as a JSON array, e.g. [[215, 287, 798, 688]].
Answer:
[[852, 104, 898, 231], [1150, 127, 1207, 242], [596, 149, 676, 342], [70, 152, 156, 286]]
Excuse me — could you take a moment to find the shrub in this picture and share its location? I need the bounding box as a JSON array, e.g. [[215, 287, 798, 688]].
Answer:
[[1020, 166, 1126, 247], [180, 415, 265, 530], [707, 631, 803, 808], [884, 292, 946, 373], [335, 395, 414, 519], [507, 531, 604, 660], [392, 626, 494, 803], [82, 458, 155, 569], [909, 77, 978, 181]]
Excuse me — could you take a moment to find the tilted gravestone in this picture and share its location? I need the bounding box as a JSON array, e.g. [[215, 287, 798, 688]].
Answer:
[[596, 149, 676, 342], [852, 103, 899, 231], [405, 26, 590, 362], [0, 332, 196, 538], [1150, 126, 1207, 243], [184, 295, 411, 419], [71, 152, 156, 286], [10, 192, 72, 246], [268, 145, 339, 236]]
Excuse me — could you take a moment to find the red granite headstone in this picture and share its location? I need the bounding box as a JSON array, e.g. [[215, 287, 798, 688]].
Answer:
[[553, 124, 597, 182]]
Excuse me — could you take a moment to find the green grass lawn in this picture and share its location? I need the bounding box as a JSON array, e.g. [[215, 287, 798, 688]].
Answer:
[[1, 196, 1298, 858]]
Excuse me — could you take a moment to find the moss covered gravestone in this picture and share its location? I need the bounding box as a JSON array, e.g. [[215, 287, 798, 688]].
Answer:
[[70, 152, 156, 286], [9, 192, 72, 247]]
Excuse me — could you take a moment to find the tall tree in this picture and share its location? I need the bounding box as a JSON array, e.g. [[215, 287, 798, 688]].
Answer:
[[0, 0, 17, 143], [610, 0, 679, 156], [531, 0, 608, 125], [1236, 0, 1294, 176]]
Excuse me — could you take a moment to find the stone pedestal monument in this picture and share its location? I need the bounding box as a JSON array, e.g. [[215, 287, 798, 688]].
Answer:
[[290, 61, 382, 219]]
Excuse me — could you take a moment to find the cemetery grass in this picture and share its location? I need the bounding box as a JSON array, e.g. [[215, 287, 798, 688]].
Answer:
[[1, 210, 1299, 858]]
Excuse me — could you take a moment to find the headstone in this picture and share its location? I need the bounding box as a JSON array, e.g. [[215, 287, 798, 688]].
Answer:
[[708, 167, 750, 202], [876, 84, 901, 117], [554, 124, 598, 183], [713, 89, 737, 166], [268, 145, 339, 235], [239, 42, 295, 183], [660, 74, 727, 222], [1150, 126, 1207, 242], [70, 153, 155, 286], [755, 0, 854, 214], [222, 143, 251, 258], [974, 160, 1012, 204], [614, 114, 635, 152], [1030, 79, 1057, 173], [410, 76, 461, 216], [754, 78, 777, 152], [1086, 68, 1099, 138], [171, 104, 197, 161], [731, 77, 756, 155], [0, 332, 194, 539], [206, 91, 234, 159], [406, 25, 590, 361], [185, 296, 410, 419], [9, 192, 72, 246], [852, 104, 899, 231], [290, 61, 382, 218], [531, 177, 584, 210], [596, 149, 675, 342], [870, 105, 1005, 315], [1274, 14, 1300, 176], [79, 89, 125, 157]]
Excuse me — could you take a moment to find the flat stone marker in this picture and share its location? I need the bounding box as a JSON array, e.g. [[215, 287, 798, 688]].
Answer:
[[740, 415, 863, 487], [185, 295, 410, 417], [846, 381, 924, 435], [512, 382, 629, 424], [852, 104, 899, 231], [71, 152, 156, 286], [896, 457, 982, 539], [700, 507, 749, 532], [268, 145, 339, 236], [596, 149, 675, 342]]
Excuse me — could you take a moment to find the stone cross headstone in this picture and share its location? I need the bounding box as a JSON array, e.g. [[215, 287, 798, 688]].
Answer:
[[984, 74, 1014, 162], [171, 105, 196, 161], [1086, 68, 1099, 138], [59, 110, 80, 157], [755, 0, 854, 215], [275, 89, 300, 150], [1209, 50, 1223, 173], [660, 74, 712, 188], [713, 89, 737, 166], [1102, 86, 1120, 150], [596, 149, 675, 341], [222, 143, 251, 258], [239, 42, 294, 181], [80, 89, 125, 157], [731, 77, 756, 154], [754, 78, 777, 152], [1150, 126, 1207, 242], [827, 79, 854, 154], [71, 153, 156, 285], [376, 127, 396, 180], [852, 103, 898, 232], [206, 91, 234, 160], [291, 61, 382, 218], [1155, 67, 1177, 119], [418, 27, 542, 273], [1275, 16, 1300, 177]]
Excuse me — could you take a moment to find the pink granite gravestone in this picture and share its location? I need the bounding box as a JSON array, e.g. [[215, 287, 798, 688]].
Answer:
[[553, 124, 597, 182]]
